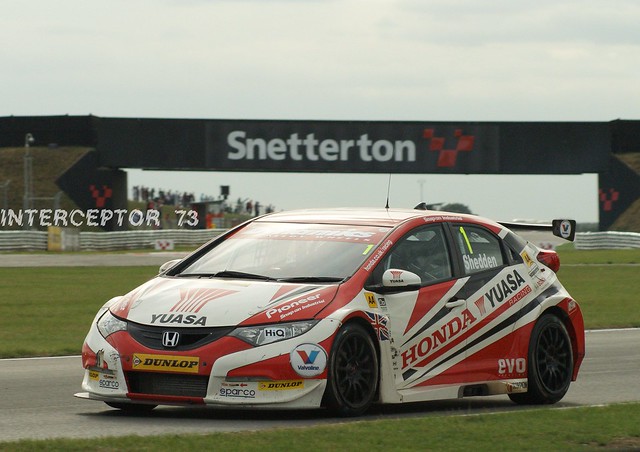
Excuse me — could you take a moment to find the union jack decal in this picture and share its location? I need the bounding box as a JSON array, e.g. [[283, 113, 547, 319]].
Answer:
[[366, 311, 390, 341]]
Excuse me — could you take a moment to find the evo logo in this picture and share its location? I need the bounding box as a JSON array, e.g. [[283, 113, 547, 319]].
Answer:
[[498, 358, 526, 376], [290, 343, 327, 377]]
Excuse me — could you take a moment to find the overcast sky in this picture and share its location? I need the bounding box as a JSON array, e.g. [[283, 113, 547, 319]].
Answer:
[[3, 0, 639, 222]]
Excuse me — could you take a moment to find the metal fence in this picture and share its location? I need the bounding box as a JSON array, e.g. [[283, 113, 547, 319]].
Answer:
[[574, 231, 640, 250], [1, 229, 639, 252], [0, 229, 225, 252], [0, 230, 48, 251], [79, 229, 225, 251]]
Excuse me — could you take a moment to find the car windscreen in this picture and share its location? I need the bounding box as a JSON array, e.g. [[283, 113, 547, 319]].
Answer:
[[178, 222, 390, 281]]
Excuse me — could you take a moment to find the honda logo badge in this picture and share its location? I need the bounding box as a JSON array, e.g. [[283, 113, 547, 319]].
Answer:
[[162, 331, 180, 348]]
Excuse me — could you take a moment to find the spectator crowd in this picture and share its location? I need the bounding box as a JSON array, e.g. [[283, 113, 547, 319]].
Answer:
[[131, 185, 275, 217]]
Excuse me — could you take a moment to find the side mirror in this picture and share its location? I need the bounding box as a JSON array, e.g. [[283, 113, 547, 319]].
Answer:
[[159, 259, 182, 274], [372, 268, 421, 294]]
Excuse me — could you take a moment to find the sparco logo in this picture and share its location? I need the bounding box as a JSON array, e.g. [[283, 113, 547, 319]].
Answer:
[[219, 388, 256, 398]]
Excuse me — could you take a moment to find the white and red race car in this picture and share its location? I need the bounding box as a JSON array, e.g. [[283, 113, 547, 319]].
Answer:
[[76, 207, 585, 416]]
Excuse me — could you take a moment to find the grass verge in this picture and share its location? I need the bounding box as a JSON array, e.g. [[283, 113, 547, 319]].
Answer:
[[0, 248, 638, 358], [556, 247, 640, 328], [1, 403, 639, 451], [0, 266, 157, 357], [559, 265, 640, 328], [556, 245, 640, 265]]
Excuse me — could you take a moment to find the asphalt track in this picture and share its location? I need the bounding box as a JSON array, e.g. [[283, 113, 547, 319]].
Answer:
[[1, 252, 638, 442], [0, 329, 638, 443]]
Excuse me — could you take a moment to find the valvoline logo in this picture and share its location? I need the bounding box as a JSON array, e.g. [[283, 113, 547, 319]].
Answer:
[[290, 344, 327, 377], [297, 350, 320, 364]]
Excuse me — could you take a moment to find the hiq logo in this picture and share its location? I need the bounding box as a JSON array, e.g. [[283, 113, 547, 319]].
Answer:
[[290, 344, 327, 377]]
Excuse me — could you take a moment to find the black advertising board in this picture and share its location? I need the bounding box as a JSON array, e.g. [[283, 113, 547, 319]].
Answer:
[[2, 115, 637, 231], [598, 155, 640, 230], [96, 118, 612, 175]]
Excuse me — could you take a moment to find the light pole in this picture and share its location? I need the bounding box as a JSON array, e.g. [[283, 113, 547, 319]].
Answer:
[[23, 133, 35, 225], [1, 179, 10, 210], [418, 179, 425, 202]]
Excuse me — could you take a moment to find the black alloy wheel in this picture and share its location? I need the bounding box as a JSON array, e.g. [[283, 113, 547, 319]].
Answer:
[[509, 313, 573, 405], [324, 323, 379, 417]]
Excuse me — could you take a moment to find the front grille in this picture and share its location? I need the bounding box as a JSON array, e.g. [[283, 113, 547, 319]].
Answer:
[[126, 371, 208, 397], [127, 322, 234, 350]]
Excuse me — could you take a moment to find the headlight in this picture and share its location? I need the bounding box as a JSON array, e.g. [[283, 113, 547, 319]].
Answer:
[[97, 310, 127, 338], [229, 320, 318, 346]]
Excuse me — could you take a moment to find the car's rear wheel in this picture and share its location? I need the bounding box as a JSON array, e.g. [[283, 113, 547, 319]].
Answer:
[[509, 313, 573, 405], [105, 401, 157, 413], [324, 323, 379, 417]]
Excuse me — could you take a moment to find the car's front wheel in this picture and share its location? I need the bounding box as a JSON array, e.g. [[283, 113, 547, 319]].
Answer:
[[324, 323, 379, 417], [509, 313, 573, 405]]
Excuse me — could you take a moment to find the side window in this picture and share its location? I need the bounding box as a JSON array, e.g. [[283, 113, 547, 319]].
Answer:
[[454, 224, 504, 275], [503, 231, 527, 264], [376, 224, 452, 284]]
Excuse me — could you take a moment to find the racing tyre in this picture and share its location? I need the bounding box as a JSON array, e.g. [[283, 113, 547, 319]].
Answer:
[[509, 314, 573, 405], [105, 401, 157, 413], [324, 323, 379, 417]]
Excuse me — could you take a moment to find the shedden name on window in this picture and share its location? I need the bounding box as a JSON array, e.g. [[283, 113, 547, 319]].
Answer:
[[227, 131, 417, 162], [463, 253, 499, 271]]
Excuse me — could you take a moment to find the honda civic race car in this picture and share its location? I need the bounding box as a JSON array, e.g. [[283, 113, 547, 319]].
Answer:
[[76, 207, 585, 416]]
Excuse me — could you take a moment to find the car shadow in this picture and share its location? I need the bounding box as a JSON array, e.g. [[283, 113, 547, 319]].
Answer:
[[80, 396, 582, 423]]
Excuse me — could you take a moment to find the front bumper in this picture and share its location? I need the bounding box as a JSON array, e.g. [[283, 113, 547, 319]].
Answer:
[[78, 318, 340, 409]]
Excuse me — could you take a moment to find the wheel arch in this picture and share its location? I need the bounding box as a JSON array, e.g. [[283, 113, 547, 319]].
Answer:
[[539, 304, 582, 381], [340, 314, 382, 364], [330, 313, 383, 402]]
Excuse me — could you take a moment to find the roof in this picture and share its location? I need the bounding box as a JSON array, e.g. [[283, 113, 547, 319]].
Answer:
[[256, 207, 478, 228]]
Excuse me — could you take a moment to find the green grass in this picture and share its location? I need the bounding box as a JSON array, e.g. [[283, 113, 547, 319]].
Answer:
[[0, 248, 638, 358], [556, 245, 640, 265], [0, 266, 158, 357], [0, 250, 638, 449], [558, 265, 640, 328], [2, 403, 639, 451], [555, 247, 640, 328]]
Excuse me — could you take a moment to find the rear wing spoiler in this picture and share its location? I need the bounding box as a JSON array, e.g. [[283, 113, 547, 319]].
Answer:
[[498, 219, 576, 242]]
